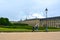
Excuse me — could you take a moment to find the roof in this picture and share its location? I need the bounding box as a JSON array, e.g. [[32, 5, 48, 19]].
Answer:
[[24, 18, 40, 21], [40, 16, 60, 20], [21, 16, 60, 21]]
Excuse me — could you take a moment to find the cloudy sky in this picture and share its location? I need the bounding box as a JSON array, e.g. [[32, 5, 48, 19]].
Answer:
[[0, 0, 60, 21]]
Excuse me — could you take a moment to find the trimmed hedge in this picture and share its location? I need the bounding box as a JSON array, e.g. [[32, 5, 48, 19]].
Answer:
[[13, 23, 28, 26]]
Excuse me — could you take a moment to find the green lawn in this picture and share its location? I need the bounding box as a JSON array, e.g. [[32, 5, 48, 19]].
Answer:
[[0, 26, 32, 32], [0, 26, 60, 32], [0, 27, 32, 32], [48, 29, 60, 32]]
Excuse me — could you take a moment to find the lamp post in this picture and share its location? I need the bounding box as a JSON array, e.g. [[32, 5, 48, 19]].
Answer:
[[45, 8, 48, 32]]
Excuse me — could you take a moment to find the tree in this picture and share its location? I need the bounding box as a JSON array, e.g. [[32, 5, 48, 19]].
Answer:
[[0, 17, 12, 26]]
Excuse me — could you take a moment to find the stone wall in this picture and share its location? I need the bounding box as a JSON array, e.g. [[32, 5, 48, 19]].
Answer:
[[20, 19, 40, 26], [19, 17, 60, 28]]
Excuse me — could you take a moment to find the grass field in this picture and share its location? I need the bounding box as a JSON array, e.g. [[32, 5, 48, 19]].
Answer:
[[0, 26, 60, 32], [0, 26, 32, 32]]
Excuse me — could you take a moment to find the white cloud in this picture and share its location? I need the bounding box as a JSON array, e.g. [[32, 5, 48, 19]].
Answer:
[[27, 12, 45, 19]]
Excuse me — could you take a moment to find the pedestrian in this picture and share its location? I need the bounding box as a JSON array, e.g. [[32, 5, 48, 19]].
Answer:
[[35, 23, 39, 31], [32, 26, 35, 32]]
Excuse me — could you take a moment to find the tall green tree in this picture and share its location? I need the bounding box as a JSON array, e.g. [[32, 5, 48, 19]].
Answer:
[[0, 17, 12, 26]]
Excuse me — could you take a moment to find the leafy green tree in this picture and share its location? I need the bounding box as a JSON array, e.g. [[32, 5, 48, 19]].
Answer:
[[0, 17, 12, 26]]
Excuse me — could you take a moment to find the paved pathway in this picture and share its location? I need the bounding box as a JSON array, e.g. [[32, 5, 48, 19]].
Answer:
[[0, 32, 60, 40]]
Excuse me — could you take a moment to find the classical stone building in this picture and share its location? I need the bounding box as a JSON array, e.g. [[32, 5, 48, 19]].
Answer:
[[19, 16, 60, 28], [19, 18, 40, 26], [40, 16, 60, 28]]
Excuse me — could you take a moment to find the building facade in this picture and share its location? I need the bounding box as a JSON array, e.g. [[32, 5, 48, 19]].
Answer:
[[19, 16, 60, 28], [40, 16, 60, 28], [19, 18, 40, 26]]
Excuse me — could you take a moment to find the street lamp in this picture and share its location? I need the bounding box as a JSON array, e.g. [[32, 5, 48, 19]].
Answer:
[[45, 8, 48, 32]]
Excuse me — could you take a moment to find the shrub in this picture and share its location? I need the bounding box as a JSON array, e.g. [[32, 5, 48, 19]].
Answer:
[[13, 23, 28, 26]]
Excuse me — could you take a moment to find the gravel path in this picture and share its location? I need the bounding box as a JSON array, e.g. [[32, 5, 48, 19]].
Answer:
[[0, 32, 60, 40]]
